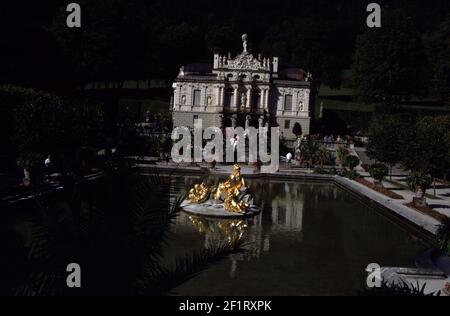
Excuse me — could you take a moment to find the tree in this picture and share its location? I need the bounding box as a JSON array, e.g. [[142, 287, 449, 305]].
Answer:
[[0, 85, 104, 157], [401, 115, 450, 195], [407, 171, 432, 201], [292, 122, 303, 138], [369, 163, 389, 186], [424, 14, 450, 104], [367, 114, 414, 179], [352, 10, 427, 104]]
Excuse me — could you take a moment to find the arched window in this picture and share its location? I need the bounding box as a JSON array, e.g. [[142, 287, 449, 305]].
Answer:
[[224, 88, 234, 108], [251, 89, 261, 111]]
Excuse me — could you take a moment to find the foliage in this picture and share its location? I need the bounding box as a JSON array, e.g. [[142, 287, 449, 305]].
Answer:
[[336, 146, 350, 167], [351, 10, 426, 103], [292, 123, 303, 138], [436, 218, 450, 256], [0, 85, 104, 156], [401, 115, 450, 178], [406, 171, 432, 196], [340, 170, 360, 180], [369, 163, 389, 182], [16, 153, 44, 172], [313, 166, 337, 175], [424, 14, 450, 103], [359, 280, 440, 296], [344, 155, 360, 171], [316, 145, 331, 167], [157, 134, 172, 155], [368, 114, 450, 181], [1, 167, 241, 295], [299, 141, 320, 165], [367, 114, 414, 169], [3, 1, 450, 92]]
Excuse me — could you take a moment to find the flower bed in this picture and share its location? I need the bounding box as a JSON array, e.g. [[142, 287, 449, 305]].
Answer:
[[356, 178, 404, 200]]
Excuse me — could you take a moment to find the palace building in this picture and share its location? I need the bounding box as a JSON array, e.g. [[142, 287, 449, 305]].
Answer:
[[171, 34, 313, 140]]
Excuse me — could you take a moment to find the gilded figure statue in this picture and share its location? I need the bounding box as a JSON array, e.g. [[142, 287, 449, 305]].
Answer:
[[187, 164, 253, 214]]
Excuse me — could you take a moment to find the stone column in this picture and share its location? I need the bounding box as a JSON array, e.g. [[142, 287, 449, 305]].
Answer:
[[217, 87, 222, 106], [246, 88, 251, 109], [234, 87, 239, 109], [264, 89, 269, 110], [260, 89, 264, 110]]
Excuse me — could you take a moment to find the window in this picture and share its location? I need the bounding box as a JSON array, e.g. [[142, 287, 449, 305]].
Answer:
[[284, 95, 293, 111], [193, 90, 201, 106], [251, 89, 261, 110], [224, 88, 234, 108], [284, 120, 290, 129]]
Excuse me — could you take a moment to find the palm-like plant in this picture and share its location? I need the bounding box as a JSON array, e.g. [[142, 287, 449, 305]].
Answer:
[[299, 141, 320, 166], [316, 145, 331, 168], [359, 280, 440, 296], [336, 146, 350, 168], [437, 218, 450, 256], [5, 165, 240, 296]]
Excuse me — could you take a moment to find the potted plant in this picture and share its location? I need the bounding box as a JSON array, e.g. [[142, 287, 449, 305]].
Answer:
[[336, 146, 350, 168], [17, 153, 44, 187], [406, 171, 432, 207], [369, 163, 388, 187], [317, 145, 331, 168]]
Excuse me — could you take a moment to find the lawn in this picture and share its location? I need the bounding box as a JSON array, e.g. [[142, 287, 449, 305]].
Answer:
[[316, 85, 450, 119]]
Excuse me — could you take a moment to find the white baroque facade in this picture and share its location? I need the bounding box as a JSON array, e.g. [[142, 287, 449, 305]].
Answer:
[[171, 35, 313, 140]]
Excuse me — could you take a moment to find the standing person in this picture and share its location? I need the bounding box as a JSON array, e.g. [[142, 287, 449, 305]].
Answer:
[[45, 155, 52, 177], [286, 152, 293, 168]]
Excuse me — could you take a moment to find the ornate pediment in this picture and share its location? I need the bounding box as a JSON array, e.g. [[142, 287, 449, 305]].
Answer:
[[227, 53, 265, 71]]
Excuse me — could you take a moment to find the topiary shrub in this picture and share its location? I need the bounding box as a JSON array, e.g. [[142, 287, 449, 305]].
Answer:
[[406, 171, 432, 198], [344, 155, 360, 171], [369, 163, 389, 184]]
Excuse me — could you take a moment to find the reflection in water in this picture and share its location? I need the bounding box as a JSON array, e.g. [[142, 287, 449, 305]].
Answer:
[[166, 176, 426, 295], [188, 215, 247, 246], [175, 177, 310, 279]]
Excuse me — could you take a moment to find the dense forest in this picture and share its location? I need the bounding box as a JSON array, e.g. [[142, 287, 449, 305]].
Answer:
[[0, 0, 449, 102]]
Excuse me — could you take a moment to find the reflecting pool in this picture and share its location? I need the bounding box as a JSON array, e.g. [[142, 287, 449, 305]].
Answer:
[[163, 176, 428, 296]]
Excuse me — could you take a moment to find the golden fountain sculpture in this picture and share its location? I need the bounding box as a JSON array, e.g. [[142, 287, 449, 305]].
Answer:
[[188, 164, 254, 214]]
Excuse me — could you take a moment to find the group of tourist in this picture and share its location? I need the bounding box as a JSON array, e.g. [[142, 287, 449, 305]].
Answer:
[[322, 134, 353, 147]]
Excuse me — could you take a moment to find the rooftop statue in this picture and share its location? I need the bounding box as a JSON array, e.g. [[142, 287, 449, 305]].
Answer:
[[242, 34, 248, 54]]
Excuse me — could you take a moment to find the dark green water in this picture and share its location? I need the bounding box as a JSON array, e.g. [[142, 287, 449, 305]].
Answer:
[[164, 176, 427, 296]]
